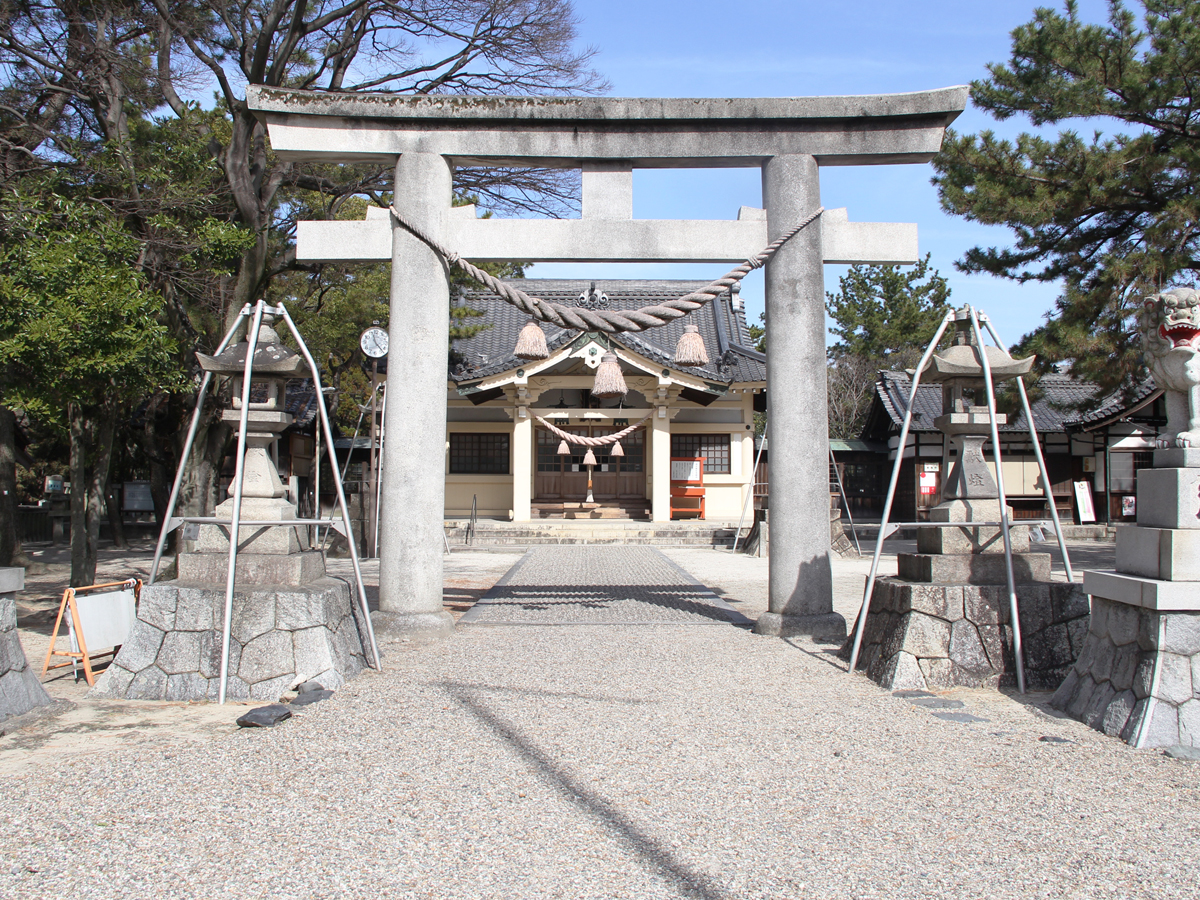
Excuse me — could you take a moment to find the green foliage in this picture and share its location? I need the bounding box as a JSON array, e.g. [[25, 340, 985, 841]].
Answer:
[[932, 0, 1200, 390], [748, 317, 766, 354], [0, 190, 186, 420], [826, 254, 952, 362], [822, 255, 952, 439]]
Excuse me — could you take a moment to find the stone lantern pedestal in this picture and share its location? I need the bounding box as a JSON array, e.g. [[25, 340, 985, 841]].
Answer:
[[93, 319, 368, 702], [0, 567, 51, 721], [1053, 448, 1200, 747], [843, 310, 1089, 690]]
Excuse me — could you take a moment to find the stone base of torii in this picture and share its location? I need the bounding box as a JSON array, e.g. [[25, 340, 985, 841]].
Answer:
[[247, 86, 968, 643]]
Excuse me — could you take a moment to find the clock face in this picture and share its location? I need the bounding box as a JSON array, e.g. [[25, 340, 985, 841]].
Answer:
[[360, 327, 389, 358]]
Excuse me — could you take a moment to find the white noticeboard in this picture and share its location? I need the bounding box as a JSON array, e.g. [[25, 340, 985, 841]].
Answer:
[[68, 587, 138, 655], [1073, 481, 1096, 524], [671, 459, 701, 482]]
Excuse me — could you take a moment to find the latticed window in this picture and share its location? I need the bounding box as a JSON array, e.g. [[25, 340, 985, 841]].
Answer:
[[671, 433, 731, 474], [449, 433, 510, 474]]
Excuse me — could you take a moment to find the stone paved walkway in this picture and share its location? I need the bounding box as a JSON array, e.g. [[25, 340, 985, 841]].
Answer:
[[459, 547, 751, 626]]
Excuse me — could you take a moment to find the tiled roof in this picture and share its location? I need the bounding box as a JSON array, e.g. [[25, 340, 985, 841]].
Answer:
[[1063, 376, 1162, 429], [871, 371, 1100, 434], [284, 380, 320, 429], [449, 279, 766, 385]]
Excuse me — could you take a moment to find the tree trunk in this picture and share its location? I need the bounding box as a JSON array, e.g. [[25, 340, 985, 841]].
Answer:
[[0, 404, 17, 567], [86, 412, 117, 574], [69, 402, 91, 586], [105, 483, 128, 549]]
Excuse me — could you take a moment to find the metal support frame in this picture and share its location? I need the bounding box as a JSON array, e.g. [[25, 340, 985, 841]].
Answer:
[[829, 446, 862, 555], [847, 310, 954, 674], [372, 381, 387, 560], [144, 299, 381, 705], [149, 306, 250, 584], [277, 302, 381, 673], [731, 429, 767, 552], [217, 299, 266, 704], [980, 315, 1074, 583], [968, 306, 1025, 694], [846, 305, 1074, 694]]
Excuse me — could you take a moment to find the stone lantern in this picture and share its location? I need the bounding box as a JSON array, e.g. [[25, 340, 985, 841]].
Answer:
[[913, 308, 1035, 567], [91, 313, 369, 702], [845, 306, 1089, 691], [185, 317, 323, 583]]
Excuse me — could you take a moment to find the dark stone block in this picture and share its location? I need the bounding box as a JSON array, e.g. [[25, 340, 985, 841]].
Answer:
[[1024, 623, 1072, 673], [236, 704, 293, 728], [1052, 584, 1090, 624], [1017, 583, 1054, 636], [289, 689, 334, 707]]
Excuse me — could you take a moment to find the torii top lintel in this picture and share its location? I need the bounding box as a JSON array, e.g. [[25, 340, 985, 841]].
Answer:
[[246, 85, 968, 168]]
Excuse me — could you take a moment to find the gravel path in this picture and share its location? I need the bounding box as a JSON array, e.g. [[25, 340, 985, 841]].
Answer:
[[6, 539, 1194, 899], [460, 547, 749, 626]]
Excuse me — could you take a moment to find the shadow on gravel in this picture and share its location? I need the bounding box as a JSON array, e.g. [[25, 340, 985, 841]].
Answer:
[[479, 585, 742, 622], [441, 680, 732, 900], [781, 639, 851, 673]]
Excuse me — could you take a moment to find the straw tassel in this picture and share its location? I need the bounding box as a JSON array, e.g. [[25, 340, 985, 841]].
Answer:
[[582, 448, 597, 467], [557, 439, 571, 455], [610, 441, 624, 457], [591, 352, 627, 399], [514, 319, 549, 360], [674, 322, 708, 367]]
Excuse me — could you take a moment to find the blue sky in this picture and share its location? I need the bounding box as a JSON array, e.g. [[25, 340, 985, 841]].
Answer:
[[526, 0, 1117, 349]]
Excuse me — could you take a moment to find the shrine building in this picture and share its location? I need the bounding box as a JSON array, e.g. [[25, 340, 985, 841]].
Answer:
[[437, 278, 766, 522]]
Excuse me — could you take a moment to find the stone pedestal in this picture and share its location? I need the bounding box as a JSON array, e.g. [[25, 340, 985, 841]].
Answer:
[[91, 578, 367, 701], [1054, 466, 1200, 747], [0, 568, 51, 722], [846, 579, 1088, 690]]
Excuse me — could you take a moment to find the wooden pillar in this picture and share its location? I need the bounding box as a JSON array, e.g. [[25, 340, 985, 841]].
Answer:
[[512, 408, 532, 522], [651, 405, 671, 523]]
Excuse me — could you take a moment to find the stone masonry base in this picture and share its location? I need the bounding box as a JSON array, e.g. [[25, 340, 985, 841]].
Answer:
[[1051, 596, 1200, 748], [1, 592, 51, 722], [91, 577, 368, 702], [842, 579, 1089, 691]]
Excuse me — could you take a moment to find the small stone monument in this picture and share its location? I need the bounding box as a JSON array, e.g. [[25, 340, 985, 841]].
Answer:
[[845, 309, 1089, 689], [93, 318, 369, 701], [1053, 289, 1200, 747], [0, 567, 51, 721]]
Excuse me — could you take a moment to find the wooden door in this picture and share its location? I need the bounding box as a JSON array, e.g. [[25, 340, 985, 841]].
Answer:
[[590, 428, 619, 500], [535, 428, 564, 498], [535, 425, 646, 502]]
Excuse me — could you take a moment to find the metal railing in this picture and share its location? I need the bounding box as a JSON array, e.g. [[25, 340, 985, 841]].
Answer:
[[465, 494, 478, 546]]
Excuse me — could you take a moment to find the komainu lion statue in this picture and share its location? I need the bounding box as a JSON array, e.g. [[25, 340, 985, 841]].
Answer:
[[1142, 287, 1200, 448]]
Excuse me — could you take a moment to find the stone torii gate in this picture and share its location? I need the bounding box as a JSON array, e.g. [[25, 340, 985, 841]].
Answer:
[[247, 86, 967, 642]]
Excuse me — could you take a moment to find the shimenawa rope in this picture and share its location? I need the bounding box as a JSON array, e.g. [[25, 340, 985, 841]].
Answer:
[[388, 205, 824, 335], [535, 414, 650, 446]]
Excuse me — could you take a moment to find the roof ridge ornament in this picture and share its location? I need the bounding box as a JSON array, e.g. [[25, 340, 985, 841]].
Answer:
[[576, 282, 610, 310]]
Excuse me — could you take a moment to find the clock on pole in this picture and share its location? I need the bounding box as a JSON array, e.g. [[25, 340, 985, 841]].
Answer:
[[360, 326, 389, 358]]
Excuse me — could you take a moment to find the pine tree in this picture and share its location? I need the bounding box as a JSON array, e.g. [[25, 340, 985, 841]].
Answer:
[[933, 0, 1200, 391]]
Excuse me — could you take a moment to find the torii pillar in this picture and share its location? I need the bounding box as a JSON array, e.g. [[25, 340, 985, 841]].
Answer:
[[247, 87, 967, 642]]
